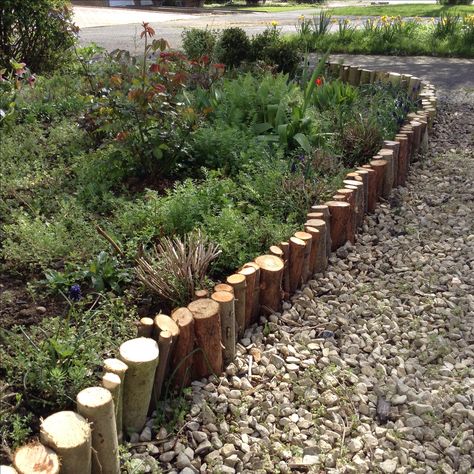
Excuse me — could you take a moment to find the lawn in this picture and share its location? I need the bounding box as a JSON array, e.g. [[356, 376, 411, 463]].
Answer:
[[329, 3, 474, 18], [205, 2, 321, 12]]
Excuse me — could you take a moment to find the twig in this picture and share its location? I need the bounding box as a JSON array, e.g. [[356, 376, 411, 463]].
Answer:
[[95, 225, 124, 256]]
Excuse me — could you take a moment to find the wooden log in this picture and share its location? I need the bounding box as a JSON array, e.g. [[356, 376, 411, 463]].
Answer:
[[171, 308, 195, 388], [307, 212, 324, 221], [294, 231, 313, 283], [354, 169, 369, 214], [333, 194, 345, 201], [40, 411, 91, 474], [188, 298, 222, 378], [369, 160, 387, 200], [311, 204, 331, 260], [394, 134, 409, 185], [304, 219, 327, 273], [383, 140, 400, 186], [151, 330, 172, 405], [303, 225, 320, 276], [288, 236, 306, 294], [194, 289, 209, 300], [408, 76, 421, 99], [101, 372, 121, 441], [76, 386, 120, 474], [103, 358, 127, 442], [279, 242, 290, 300], [0, 467, 18, 474], [211, 291, 235, 363], [388, 72, 401, 86], [226, 273, 246, 337], [254, 255, 284, 314], [269, 245, 284, 259], [154, 314, 179, 340], [137, 317, 154, 338], [238, 265, 257, 328], [359, 69, 371, 84], [376, 149, 394, 198], [400, 125, 415, 162], [214, 283, 233, 294], [336, 188, 356, 243], [342, 180, 364, 227], [327, 201, 351, 250], [347, 66, 361, 86], [410, 120, 423, 155], [119, 337, 159, 434], [13, 442, 60, 474], [242, 262, 261, 323], [359, 166, 377, 213]]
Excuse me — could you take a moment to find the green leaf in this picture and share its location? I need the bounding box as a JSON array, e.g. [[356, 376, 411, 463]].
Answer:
[[253, 122, 273, 134], [153, 147, 163, 160], [293, 133, 312, 154]]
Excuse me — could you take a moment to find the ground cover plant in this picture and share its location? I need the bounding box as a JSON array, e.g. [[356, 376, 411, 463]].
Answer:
[[293, 10, 474, 57], [0, 21, 417, 465]]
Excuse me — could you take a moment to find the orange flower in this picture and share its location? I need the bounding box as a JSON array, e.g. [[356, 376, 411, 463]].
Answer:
[[141, 22, 155, 39], [116, 131, 129, 141], [315, 77, 323, 86]]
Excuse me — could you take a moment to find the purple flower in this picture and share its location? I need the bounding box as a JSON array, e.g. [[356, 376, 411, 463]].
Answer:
[[69, 284, 82, 302]]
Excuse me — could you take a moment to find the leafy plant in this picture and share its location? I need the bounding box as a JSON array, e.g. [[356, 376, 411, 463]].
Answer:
[[215, 27, 251, 68], [0, 0, 78, 73], [182, 28, 218, 60], [136, 231, 221, 306]]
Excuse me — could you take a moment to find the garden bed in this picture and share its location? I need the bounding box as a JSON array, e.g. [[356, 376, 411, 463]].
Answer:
[[0, 22, 433, 470]]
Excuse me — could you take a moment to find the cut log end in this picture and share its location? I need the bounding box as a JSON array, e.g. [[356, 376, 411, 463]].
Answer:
[[214, 283, 234, 294], [76, 386, 112, 410], [154, 314, 180, 338], [13, 442, 60, 474], [101, 372, 121, 391], [254, 254, 284, 272], [171, 307, 193, 326], [187, 298, 220, 320], [119, 337, 160, 364], [40, 411, 91, 450], [226, 273, 246, 286], [211, 290, 234, 304], [103, 358, 128, 375], [194, 289, 209, 299]]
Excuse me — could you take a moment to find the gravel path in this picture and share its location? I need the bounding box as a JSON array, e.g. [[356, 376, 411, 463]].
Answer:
[[129, 91, 474, 473]]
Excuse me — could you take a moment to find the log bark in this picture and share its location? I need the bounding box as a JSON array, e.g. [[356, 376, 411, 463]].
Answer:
[[101, 372, 121, 442], [13, 442, 60, 474], [342, 179, 364, 227], [119, 337, 159, 434], [354, 169, 369, 214], [137, 317, 154, 338], [40, 411, 91, 474], [304, 219, 327, 273], [294, 231, 313, 283], [347, 66, 361, 86], [311, 205, 331, 260], [394, 134, 409, 186], [171, 308, 195, 388], [279, 242, 290, 300], [375, 149, 394, 198], [226, 273, 246, 337], [242, 262, 261, 323], [359, 166, 377, 213], [327, 201, 351, 250], [76, 386, 120, 474], [211, 291, 235, 363], [188, 298, 222, 378], [238, 266, 257, 328], [303, 226, 320, 276], [288, 237, 306, 294], [254, 255, 284, 314], [194, 289, 209, 300], [214, 283, 234, 294], [103, 358, 128, 443], [383, 140, 400, 186], [151, 330, 172, 405], [336, 188, 356, 243], [359, 69, 371, 84], [369, 160, 387, 200], [269, 245, 283, 259]]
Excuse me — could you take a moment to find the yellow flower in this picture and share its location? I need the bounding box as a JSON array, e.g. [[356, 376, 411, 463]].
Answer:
[[299, 15, 305, 20], [271, 20, 279, 27]]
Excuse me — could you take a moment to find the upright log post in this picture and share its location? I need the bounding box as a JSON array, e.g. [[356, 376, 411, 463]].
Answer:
[[375, 149, 394, 198], [40, 411, 92, 474], [360, 166, 377, 213], [103, 358, 128, 442], [242, 262, 261, 323], [137, 317, 154, 337], [383, 140, 400, 186], [0, 466, 18, 473], [342, 179, 364, 227], [214, 283, 234, 294], [303, 226, 320, 276], [76, 387, 120, 474], [288, 236, 306, 294], [393, 134, 409, 186], [13, 442, 60, 474], [335, 188, 356, 243], [171, 308, 195, 388], [211, 291, 235, 363], [279, 242, 291, 300], [369, 160, 387, 200], [226, 273, 246, 337], [254, 255, 284, 314], [294, 231, 313, 283], [238, 265, 257, 328], [304, 219, 327, 273], [354, 169, 369, 214], [327, 201, 351, 251], [151, 330, 172, 405], [101, 372, 121, 438], [311, 204, 331, 260], [188, 298, 222, 378], [194, 289, 209, 300], [119, 337, 159, 434]]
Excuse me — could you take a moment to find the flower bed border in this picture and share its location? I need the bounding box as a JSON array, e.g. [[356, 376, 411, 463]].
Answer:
[[2, 63, 438, 473]]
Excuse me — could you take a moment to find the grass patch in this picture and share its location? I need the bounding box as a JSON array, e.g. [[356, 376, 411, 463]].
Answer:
[[204, 2, 320, 12], [329, 4, 474, 18]]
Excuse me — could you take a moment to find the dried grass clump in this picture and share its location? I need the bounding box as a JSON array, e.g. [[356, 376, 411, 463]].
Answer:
[[135, 231, 221, 306]]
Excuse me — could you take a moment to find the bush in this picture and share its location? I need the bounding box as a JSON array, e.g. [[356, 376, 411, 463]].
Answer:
[[0, 0, 78, 73], [437, 0, 472, 4], [182, 28, 218, 60], [215, 28, 251, 68]]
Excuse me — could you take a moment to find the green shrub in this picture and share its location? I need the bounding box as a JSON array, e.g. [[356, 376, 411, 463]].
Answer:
[[0, 0, 77, 73], [182, 28, 218, 60], [215, 28, 251, 68], [437, 0, 472, 5]]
